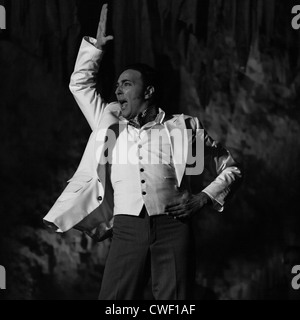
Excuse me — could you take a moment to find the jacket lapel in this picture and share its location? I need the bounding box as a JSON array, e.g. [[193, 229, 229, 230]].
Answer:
[[96, 112, 189, 189], [164, 114, 188, 186]]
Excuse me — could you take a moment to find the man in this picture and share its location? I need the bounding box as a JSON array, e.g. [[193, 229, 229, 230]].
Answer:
[[44, 4, 242, 300]]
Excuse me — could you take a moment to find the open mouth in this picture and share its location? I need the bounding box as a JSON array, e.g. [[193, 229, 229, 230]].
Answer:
[[119, 99, 128, 110]]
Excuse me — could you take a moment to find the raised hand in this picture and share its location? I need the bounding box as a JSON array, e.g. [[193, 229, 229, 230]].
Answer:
[[95, 3, 114, 50]]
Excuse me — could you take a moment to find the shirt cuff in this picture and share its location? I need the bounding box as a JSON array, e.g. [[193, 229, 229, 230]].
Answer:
[[83, 36, 103, 52], [201, 190, 224, 212]]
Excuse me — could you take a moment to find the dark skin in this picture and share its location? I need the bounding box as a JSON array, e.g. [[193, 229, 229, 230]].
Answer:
[[165, 192, 212, 220], [95, 3, 114, 50], [96, 3, 213, 220]]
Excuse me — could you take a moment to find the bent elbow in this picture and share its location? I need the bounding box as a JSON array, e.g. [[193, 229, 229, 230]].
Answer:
[[69, 77, 77, 94]]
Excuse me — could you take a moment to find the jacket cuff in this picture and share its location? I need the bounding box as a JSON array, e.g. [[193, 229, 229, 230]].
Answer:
[[82, 36, 103, 54], [201, 190, 224, 212]]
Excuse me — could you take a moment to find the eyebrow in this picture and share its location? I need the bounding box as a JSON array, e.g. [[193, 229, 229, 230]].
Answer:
[[116, 79, 133, 86]]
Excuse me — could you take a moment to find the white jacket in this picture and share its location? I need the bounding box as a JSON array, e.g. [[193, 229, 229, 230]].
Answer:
[[43, 37, 242, 241]]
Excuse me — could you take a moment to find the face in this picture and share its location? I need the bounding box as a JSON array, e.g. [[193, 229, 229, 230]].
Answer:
[[115, 69, 147, 119]]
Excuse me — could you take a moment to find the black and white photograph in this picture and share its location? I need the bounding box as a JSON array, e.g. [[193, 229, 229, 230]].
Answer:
[[0, 0, 300, 303]]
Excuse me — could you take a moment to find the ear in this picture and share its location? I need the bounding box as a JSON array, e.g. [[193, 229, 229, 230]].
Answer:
[[144, 86, 155, 100]]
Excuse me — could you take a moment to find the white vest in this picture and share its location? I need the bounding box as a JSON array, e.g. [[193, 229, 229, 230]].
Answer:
[[110, 121, 191, 216]]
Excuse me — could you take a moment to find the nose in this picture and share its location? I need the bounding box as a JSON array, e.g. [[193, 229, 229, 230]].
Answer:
[[115, 84, 122, 96]]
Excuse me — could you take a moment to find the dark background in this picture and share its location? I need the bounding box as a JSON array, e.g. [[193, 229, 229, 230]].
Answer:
[[0, 0, 300, 300]]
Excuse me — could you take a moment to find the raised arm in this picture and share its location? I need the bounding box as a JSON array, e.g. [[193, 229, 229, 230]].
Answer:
[[69, 3, 114, 130]]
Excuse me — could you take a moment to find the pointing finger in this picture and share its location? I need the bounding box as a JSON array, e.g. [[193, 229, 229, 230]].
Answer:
[[98, 4, 108, 36]]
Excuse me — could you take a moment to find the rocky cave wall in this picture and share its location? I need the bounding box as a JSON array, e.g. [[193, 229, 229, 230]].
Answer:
[[0, 0, 300, 300]]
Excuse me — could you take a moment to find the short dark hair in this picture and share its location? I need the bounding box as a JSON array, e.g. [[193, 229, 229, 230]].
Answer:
[[122, 63, 161, 104]]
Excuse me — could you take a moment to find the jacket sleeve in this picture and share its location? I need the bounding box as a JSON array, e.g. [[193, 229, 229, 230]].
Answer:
[[194, 117, 242, 212], [69, 36, 107, 130]]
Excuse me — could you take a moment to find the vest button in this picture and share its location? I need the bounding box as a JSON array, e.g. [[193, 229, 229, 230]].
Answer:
[[142, 191, 147, 196], [140, 168, 144, 172], [138, 145, 142, 148], [141, 180, 145, 184], [97, 196, 103, 201]]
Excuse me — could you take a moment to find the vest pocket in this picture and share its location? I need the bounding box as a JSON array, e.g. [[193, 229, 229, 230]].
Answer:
[[58, 174, 93, 202]]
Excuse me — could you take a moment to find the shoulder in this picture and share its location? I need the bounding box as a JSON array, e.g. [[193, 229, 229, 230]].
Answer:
[[171, 113, 202, 130]]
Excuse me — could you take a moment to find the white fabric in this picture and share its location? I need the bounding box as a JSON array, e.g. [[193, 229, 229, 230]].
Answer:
[[43, 37, 242, 237], [111, 111, 191, 216]]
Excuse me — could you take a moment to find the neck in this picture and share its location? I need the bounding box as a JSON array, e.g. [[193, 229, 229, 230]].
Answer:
[[130, 105, 158, 128]]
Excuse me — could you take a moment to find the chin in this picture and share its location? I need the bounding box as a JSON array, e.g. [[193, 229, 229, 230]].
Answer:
[[121, 111, 130, 119]]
